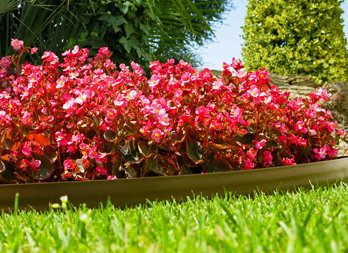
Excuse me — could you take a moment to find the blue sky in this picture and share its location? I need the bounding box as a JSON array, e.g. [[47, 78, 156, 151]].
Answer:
[[195, 0, 348, 70]]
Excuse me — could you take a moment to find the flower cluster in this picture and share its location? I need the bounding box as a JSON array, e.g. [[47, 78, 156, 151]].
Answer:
[[0, 40, 345, 183]]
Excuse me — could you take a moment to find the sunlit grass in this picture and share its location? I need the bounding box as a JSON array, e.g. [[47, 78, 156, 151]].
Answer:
[[0, 183, 347, 252]]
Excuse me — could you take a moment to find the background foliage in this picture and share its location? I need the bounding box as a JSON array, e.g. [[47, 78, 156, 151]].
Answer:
[[242, 0, 348, 83], [0, 0, 229, 67]]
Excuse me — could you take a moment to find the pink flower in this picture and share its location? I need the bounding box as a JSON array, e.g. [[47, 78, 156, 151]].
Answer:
[[56, 76, 67, 89], [55, 131, 68, 147], [126, 90, 138, 100], [41, 51, 59, 65], [255, 139, 267, 150], [98, 47, 110, 56], [0, 57, 11, 69], [230, 57, 244, 71], [19, 159, 29, 171], [87, 146, 106, 163], [63, 159, 78, 172], [263, 151, 273, 165], [21, 111, 33, 126], [106, 109, 118, 120], [63, 98, 75, 110], [313, 145, 329, 160], [0, 68, 7, 79], [230, 107, 242, 119], [114, 96, 126, 107], [148, 75, 161, 88], [131, 61, 144, 75], [107, 175, 118, 180], [22, 142, 32, 156], [247, 85, 260, 97], [72, 45, 79, 54], [75, 93, 87, 104], [71, 133, 85, 143], [96, 166, 107, 175], [283, 157, 296, 165], [246, 148, 257, 160], [295, 121, 308, 133], [309, 88, 331, 101], [243, 159, 254, 170], [181, 73, 191, 84], [11, 39, 24, 51], [317, 88, 331, 100], [30, 47, 38, 54], [28, 158, 41, 169], [151, 129, 163, 143], [212, 79, 223, 90], [149, 60, 160, 70], [0, 110, 12, 126]]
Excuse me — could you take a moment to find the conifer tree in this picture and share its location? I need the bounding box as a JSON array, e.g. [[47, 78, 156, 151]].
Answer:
[[242, 0, 348, 83]]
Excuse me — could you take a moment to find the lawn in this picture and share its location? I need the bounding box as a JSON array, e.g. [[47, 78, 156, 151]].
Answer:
[[0, 183, 347, 252]]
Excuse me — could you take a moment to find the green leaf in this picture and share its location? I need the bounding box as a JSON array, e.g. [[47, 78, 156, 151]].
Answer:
[[242, 0, 348, 83], [0, 0, 17, 14], [100, 15, 127, 33], [119, 36, 131, 53], [124, 23, 134, 38]]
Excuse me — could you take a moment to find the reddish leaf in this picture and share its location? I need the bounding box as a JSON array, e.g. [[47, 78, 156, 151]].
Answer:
[[236, 133, 255, 145], [206, 156, 233, 172], [186, 137, 204, 164], [119, 139, 143, 164], [0, 160, 14, 183], [144, 155, 168, 176], [10, 142, 21, 151], [1, 128, 15, 150], [43, 145, 58, 163], [161, 155, 179, 175], [124, 164, 137, 178], [103, 130, 117, 142], [0, 160, 5, 173], [0, 155, 11, 162], [26, 134, 51, 146], [209, 143, 230, 150], [76, 159, 86, 173], [32, 155, 54, 181], [1, 138, 14, 150], [138, 140, 158, 157], [170, 132, 186, 146]]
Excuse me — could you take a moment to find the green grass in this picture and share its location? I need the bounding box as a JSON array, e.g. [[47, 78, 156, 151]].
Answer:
[[0, 183, 347, 253]]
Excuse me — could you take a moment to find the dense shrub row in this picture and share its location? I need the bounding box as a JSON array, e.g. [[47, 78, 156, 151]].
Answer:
[[0, 40, 345, 183]]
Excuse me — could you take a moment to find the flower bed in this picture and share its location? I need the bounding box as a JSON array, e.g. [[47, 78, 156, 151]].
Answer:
[[0, 40, 346, 184], [1, 157, 347, 210]]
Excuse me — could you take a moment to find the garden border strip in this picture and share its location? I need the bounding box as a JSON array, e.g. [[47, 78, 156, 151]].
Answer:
[[0, 157, 347, 211]]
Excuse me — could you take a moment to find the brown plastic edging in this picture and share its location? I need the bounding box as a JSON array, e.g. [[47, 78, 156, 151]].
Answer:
[[0, 157, 347, 211]]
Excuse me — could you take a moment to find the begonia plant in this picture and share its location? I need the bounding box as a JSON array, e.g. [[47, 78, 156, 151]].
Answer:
[[0, 40, 345, 183]]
